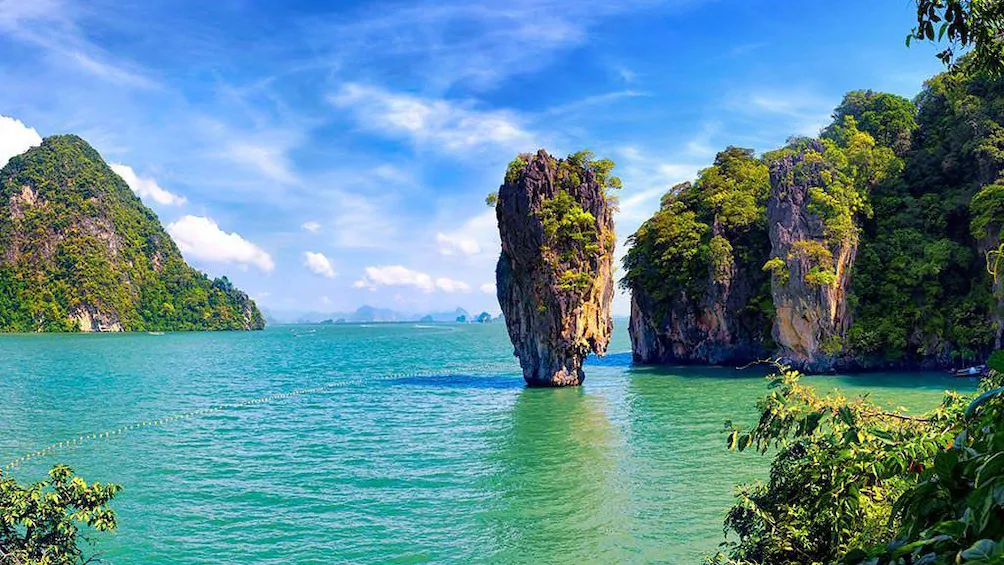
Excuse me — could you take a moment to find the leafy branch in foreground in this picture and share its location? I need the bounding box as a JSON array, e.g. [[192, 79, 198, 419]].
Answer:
[[0, 465, 120, 565], [909, 0, 1004, 77], [709, 360, 1004, 565]]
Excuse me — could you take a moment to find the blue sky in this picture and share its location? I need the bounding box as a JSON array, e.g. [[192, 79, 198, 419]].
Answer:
[[0, 0, 946, 316]]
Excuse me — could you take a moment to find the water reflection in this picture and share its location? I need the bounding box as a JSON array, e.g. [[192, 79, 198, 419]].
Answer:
[[481, 386, 633, 564]]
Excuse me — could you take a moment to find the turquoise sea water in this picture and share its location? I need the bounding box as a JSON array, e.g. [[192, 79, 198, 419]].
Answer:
[[0, 323, 977, 564]]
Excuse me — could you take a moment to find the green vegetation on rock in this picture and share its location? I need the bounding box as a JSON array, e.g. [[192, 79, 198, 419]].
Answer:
[[848, 66, 1004, 365], [532, 151, 619, 296], [0, 135, 264, 332], [622, 146, 773, 322], [624, 62, 1004, 367]]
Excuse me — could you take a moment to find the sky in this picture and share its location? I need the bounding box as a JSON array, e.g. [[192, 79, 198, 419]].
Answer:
[[0, 0, 947, 317]]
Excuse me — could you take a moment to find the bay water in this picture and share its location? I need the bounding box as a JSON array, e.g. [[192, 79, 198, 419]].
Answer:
[[0, 323, 974, 564]]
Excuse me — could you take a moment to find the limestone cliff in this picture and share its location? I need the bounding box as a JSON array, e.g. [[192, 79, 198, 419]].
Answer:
[[625, 74, 1004, 371], [765, 140, 856, 371], [0, 135, 264, 332], [627, 225, 772, 365], [495, 149, 616, 387], [623, 148, 774, 366]]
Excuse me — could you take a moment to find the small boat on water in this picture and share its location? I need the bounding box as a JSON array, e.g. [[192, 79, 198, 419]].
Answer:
[[953, 365, 988, 378], [147, 331, 165, 336]]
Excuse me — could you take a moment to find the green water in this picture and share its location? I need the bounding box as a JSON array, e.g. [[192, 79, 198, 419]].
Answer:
[[0, 323, 975, 564]]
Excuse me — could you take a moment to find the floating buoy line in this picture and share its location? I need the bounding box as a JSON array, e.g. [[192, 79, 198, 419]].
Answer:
[[2, 363, 516, 472]]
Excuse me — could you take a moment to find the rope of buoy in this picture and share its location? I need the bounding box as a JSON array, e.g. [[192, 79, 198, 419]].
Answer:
[[1, 363, 515, 472]]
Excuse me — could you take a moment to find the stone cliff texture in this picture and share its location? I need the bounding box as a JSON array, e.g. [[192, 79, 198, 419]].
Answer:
[[628, 223, 772, 365], [495, 149, 615, 387], [766, 140, 856, 371]]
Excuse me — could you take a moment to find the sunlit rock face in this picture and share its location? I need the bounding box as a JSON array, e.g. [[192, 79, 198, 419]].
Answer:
[[766, 140, 856, 372], [495, 149, 615, 387]]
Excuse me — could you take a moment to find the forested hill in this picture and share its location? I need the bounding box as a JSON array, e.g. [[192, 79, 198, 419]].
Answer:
[[0, 135, 264, 332], [623, 62, 1004, 371]]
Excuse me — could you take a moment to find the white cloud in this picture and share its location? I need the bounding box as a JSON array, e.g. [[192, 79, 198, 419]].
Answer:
[[331, 84, 535, 154], [480, 282, 496, 294], [435, 277, 471, 293], [166, 215, 274, 272], [302, 221, 321, 233], [110, 163, 187, 206], [354, 265, 434, 292], [0, 115, 42, 167], [436, 210, 499, 257], [303, 251, 336, 278], [353, 266, 470, 293]]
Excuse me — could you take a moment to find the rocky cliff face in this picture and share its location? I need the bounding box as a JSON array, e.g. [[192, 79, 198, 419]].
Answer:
[[766, 140, 856, 371], [0, 135, 264, 332], [628, 228, 771, 365], [495, 149, 615, 386]]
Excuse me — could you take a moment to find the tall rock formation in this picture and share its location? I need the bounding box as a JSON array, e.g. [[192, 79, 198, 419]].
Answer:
[[495, 149, 616, 386], [0, 135, 264, 332], [765, 140, 856, 371]]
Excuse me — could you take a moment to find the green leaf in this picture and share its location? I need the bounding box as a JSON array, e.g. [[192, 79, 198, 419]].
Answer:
[[960, 539, 1002, 562]]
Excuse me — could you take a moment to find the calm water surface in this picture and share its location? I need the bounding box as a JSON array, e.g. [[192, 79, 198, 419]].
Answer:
[[0, 323, 975, 564]]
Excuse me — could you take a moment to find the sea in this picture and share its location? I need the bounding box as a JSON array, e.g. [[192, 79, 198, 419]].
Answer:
[[0, 322, 975, 564]]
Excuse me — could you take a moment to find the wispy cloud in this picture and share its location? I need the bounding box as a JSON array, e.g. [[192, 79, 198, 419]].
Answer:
[[436, 210, 499, 257], [219, 141, 299, 185], [331, 84, 536, 155], [544, 90, 648, 116], [0, 0, 158, 89], [305, 0, 670, 92], [729, 88, 836, 137]]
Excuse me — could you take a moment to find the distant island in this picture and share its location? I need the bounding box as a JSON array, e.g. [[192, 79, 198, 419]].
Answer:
[[0, 135, 263, 332], [266, 305, 501, 325]]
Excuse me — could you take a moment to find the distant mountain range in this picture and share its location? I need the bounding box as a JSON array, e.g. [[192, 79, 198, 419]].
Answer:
[[264, 306, 502, 325]]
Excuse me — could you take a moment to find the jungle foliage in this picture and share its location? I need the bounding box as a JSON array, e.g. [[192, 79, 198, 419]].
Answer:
[[848, 66, 1004, 365], [623, 61, 1004, 366], [910, 0, 1004, 78], [622, 146, 772, 304], [709, 359, 1004, 565], [0, 135, 264, 332], [0, 465, 120, 565]]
